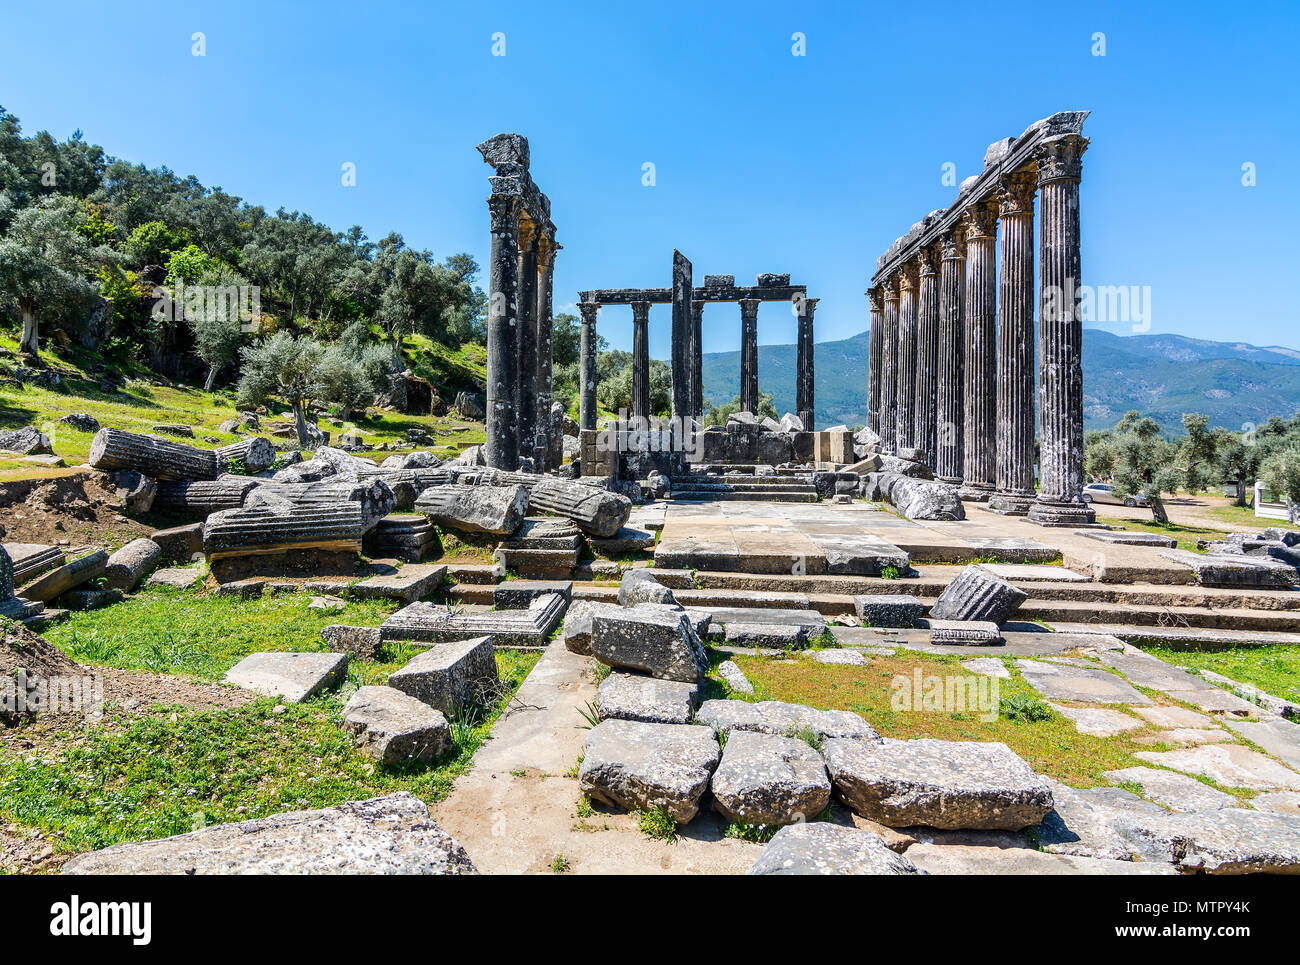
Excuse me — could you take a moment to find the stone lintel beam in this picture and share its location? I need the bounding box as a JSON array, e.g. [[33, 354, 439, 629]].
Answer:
[[871, 111, 1088, 283], [578, 285, 807, 305]]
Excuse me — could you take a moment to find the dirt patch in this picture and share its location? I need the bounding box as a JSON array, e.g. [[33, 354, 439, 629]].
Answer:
[[0, 620, 84, 678], [0, 469, 156, 551]]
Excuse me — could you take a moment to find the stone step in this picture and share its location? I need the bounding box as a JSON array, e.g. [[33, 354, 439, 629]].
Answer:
[[1022, 598, 1300, 632], [669, 490, 820, 503], [1051, 622, 1300, 650]]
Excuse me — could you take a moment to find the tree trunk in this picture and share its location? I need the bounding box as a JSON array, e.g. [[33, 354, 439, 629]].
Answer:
[[293, 400, 310, 448], [204, 363, 220, 392], [389, 331, 403, 368], [18, 304, 39, 360], [1235, 477, 1247, 508], [1289, 500, 1299, 525], [1151, 495, 1169, 524]]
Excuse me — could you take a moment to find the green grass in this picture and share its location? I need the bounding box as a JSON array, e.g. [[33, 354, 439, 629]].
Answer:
[[1139, 644, 1300, 704], [723, 648, 1165, 787], [0, 648, 539, 856], [1198, 503, 1272, 531], [636, 806, 679, 840], [43, 587, 399, 680]]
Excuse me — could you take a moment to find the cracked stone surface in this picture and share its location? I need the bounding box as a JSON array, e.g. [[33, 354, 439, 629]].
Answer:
[[822, 737, 1053, 830], [695, 699, 878, 741], [595, 672, 701, 725], [578, 719, 720, 822], [1049, 703, 1144, 737], [1134, 744, 1300, 791], [747, 822, 922, 875], [1103, 766, 1236, 812], [1016, 659, 1152, 705], [710, 731, 832, 826], [223, 651, 348, 703], [961, 657, 1010, 679]]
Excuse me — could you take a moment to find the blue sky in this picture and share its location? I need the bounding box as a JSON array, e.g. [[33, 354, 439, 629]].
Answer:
[[1, 0, 1296, 359]]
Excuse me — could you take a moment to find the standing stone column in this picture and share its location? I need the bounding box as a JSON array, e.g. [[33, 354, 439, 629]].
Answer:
[[880, 277, 900, 454], [630, 301, 651, 421], [691, 300, 704, 420], [671, 251, 693, 419], [935, 229, 966, 485], [578, 302, 599, 431], [515, 219, 539, 468], [535, 231, 559, 470], [895, 262, 919, 453], [739, 298, 761, 414], [796, 296, 817, 430], [1029, 134, 1096, 526], [960, 200, 997, 499], [913, 249, 939, 466], [990, 169, 1038, 515], [485, 194, 520, 469], [866, 287, 883, 439]]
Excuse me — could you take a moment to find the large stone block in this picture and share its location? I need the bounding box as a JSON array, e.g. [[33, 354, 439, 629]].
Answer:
[[590, 607, 708, 682], [61, 793, 476, 874], [748, 822, 922, 875], [822, 737, 1053, 830], [695, 699, 878, 741], [711, 730, 831, 826], [223, 651, 348, 703], [617, 569, 677, 607], [578, 719, 720, 822], [928, 564, 1028, 625], [343, 685, 452, 764], [595, 672, 701, 725], [853, 593, 924, 628], [386, 636, 499, 714], [415, 484, 528, 536]]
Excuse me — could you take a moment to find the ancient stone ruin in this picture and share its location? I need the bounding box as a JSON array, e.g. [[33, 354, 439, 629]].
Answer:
[[867, 111, 1095, 526]]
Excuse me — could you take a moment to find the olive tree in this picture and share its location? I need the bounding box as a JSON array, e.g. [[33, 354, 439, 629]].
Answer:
[[236, 331, 325, 447]]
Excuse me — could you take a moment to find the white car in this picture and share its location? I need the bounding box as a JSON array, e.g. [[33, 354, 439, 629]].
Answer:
[[1081, 483, 1148, 507]]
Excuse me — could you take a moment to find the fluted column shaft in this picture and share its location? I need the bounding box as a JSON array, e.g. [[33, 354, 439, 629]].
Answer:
[[991, 170, 1038, 514], [515, 219, 539, 465], [914, 250, 939, 465], [578, 302, 598, 431], [797, 297, 817, 429], [936, 233, 965, 483], [739, 298, 760, 414], [485, 195, 520, 469], [881, 280, 899, 453], [630, 301, 651, 421], [1029, 135, 1096, 525], [670, 250, 693, 419], [895, 264, 919, 452], [536, 233, 559, 470], [961, 202, 997, 496], [691, 301, 704, 420], [866, 287, 883, 438]]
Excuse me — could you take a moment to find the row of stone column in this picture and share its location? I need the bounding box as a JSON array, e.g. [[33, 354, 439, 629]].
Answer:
[[866, 132, 1093, 525], [486, 195, 561, 471], [577, 295, 819, 430]]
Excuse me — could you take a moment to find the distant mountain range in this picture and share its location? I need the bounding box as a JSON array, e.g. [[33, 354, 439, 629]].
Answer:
[[698, 329, 1300, 433]]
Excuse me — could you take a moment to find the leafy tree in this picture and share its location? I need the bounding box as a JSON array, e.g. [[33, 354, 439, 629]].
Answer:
[[165, 243, 216, 285], [123, 220, 186, 265], [236, 332, 325, 446], [0, 194, 116, 359], [314, 324, 391, 420], [1107, 411, 1182, 522], [1215, 429, 1259, 507], [1259, 447, 1300, 522], [187, 263, 253, 391], [704, 392, 778, 426]]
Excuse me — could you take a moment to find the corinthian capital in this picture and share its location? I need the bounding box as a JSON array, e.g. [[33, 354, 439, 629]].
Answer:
[[940, 226, 966, 261], [997, 167, 1037, 217], [867, 287, 884, 312], [961, 199, 998, 241], [487, 194, 519, 233], [1036, 133, 1088, 185]]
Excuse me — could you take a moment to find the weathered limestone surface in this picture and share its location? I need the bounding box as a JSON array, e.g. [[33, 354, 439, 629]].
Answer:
[[20, 550, 107, 603], [579, 718, 720, 822], [5, 543, 64, 584], [149, 523, 204, 564], [1133, 744, 1300, 791], [595, 671, 701, 726], [203, 502, 365, 559], [349, 563, 447, 604], [223, 651, 348, 703], [711, 731, 832, 826], [103, 537, 162, 592], [960, 201, 998, 497], [386, 636, 500, 714], [415, 484, 528, 536], [494, 579, 573, 609], [906, 844, 1173, 875], [748, 822, 922, 875], [717, 659, 754, 694], [1103, 766, 1235, 812], [852, 593, 925, 632], [154, 478, 258, 515], [928, 564, 1028, 624], [617, 569, 678, 607], [875, 473, 965, 521], [343, 686, 452, 764], [1016, 659, 1152, 705], [88, 427, 219, 481], [383, 593, 567, 648], [934, 232, 965, 483], [929, 619, 1002, 645], [695, 699, 878, 742], [724, 622, 808, 650], [61, 793, 477, 874], [321, 624, 384, 660], [590, 607, 708, 683], [823, 737, 1053, 830], [528, 476, 631, 538], [215, 436, 277, 473]]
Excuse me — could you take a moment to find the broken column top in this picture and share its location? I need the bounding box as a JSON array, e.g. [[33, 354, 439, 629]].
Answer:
[[702, 274, 735, 288], [476, 133, 529, 172], [756, 273, 791, 287]]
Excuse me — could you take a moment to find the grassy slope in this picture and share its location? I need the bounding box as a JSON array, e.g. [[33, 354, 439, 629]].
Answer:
[[2, 588, 538, 855], [0, 331, 487, 475]]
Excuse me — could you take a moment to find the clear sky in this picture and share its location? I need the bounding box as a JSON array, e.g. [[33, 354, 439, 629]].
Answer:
[[1, 0, 1296, 359]]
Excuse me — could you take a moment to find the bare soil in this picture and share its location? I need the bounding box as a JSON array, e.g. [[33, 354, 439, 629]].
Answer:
[[0, 469, 157, 551]]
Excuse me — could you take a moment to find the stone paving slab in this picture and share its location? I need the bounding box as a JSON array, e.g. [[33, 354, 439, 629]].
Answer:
[[224, 651, 348, 703], [1103, 766, 1237, 812], [1134, 744, 1300, 791], [349, 563, 447, 603], [834, 627, 1126, 659], [1222, 716, 1300, 772], [146, 566, 203, 590], [1133, 705, 1215, 728], [905, 843, 1176, 875], [1015, 659, 1153, 705], [1076, 530, 1177, 548], [1251, 791, 1300, 815], [1049, 704, 1144, 737], [1134, 727, 1232, 747], [961, 657, 1010, 679], [981, 564, 1090, 582]]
